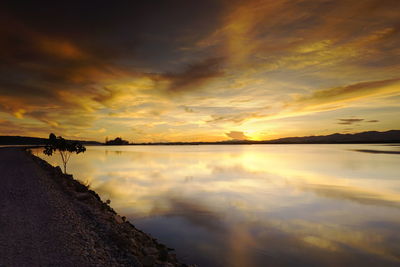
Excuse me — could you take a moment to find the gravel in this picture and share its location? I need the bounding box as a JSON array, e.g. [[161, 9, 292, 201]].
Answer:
[[0, 148, 191, 267]]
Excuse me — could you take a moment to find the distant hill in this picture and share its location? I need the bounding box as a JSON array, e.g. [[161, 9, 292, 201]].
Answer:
[[262, 130, 400, 144], [1, 130, 399, 146], [132, 130, 400, 145], [0, 136, 101, 146]]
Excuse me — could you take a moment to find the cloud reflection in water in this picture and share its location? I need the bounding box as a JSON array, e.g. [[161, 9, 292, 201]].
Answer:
[[36, 144, 400, 266]]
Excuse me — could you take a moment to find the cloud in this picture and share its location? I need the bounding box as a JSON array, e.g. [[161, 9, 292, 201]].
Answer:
[[0, 118, 48, 137], [182, 106, 195, 113], [337, 118, 380, 125], [290, 78, 400, 112], [208, 112, 262, 125], [0, 5, 226, 136], [162, 57, 225, 93], [226, 131, 248, 140], [298, 183, 400, 209], [160, 196, 226, 233], [1, 0, 399, 141], [337, 119, 364, 125]]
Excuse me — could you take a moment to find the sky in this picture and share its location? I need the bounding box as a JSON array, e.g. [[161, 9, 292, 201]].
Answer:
[[0, 0, 399, 142]]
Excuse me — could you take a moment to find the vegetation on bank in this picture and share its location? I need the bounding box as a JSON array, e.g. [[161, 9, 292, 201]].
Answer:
[[105, 137, 130, 145], [44, 133, 86, 174]]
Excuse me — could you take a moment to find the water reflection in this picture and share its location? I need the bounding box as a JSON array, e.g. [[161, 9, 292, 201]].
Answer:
[[35, 144, 400, 266], [352, 149, 400, 154]]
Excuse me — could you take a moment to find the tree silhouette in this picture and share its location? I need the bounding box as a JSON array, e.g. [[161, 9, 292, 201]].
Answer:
[[105, 137, 129, 145], [44, 133, 86, 174]]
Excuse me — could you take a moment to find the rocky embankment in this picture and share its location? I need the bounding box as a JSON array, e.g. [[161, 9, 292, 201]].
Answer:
[[0, 148, 190, 267]]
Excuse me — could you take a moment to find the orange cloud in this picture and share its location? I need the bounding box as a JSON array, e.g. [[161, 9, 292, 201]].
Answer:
[[1, 1, 399, 141], [290, 78, 400, 112], [37, 38, 85, 59], [226, 131, 249, 140]]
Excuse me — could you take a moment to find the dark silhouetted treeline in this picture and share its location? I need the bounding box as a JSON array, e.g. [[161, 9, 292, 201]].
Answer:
[[105, 137, 129, 145], [0, 136, 101, 146]]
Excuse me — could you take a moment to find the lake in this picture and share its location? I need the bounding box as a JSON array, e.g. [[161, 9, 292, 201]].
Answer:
[[34, 144, 400, 266]]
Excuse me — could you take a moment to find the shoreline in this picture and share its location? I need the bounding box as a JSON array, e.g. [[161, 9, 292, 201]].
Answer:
[[0, 147, 189, 267], [29, 150, 189, 267], [1, 130, 399, 147]]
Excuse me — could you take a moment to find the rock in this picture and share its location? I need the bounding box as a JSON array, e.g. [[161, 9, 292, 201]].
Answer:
[[28, 153, 186, 266], [156, 263, 174, 267], [143, 246, 159, 255], [168, 253, 177, 262], [114, 214, 124, 224], [130, 238, 138, 247], [76, 192, 92, 201], [53, 166, 63, 174], [158, 248, 169, 261], [142, 255, 156, 267]]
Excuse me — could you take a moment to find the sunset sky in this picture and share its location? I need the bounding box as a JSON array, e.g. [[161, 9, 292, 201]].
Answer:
[[1, 0, 399, 142]]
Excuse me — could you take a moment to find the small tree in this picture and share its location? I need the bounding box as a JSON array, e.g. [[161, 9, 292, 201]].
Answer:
[[44, 133, 86, 174]]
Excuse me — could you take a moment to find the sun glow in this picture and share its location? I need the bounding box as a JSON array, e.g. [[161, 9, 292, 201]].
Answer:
[[0, 0, 399, 142]]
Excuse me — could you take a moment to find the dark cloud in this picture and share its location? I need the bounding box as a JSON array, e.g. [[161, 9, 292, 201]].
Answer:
[[337, 118, 380, 125], [0, 1, 227, 131], [337, 118, 364, 125], [0, 0, 223, 71], [162, 57, 225, 93], [0, 0, 399, 140], [161, 196, 226, 233], [91, 87, 121, 107], [182, 106, 195, 113]]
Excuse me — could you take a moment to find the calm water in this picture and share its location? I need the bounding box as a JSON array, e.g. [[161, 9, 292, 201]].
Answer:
[[35, 144, 400, 266]]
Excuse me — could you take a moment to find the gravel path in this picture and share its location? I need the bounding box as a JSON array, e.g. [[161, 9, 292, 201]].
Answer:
[[0, 148, 184, 267]]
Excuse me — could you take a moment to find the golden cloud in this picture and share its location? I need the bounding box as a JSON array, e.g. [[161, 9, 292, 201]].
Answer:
[[290, 78, 400, 112]]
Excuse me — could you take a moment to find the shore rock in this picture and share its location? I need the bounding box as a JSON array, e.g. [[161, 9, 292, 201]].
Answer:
[[30, 152, 188, 267]]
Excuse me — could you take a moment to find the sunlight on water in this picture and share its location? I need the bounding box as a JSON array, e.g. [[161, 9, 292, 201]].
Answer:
[[34, 144, 400, 266]]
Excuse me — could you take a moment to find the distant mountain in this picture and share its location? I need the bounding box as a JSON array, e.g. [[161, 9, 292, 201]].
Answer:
[[0, 135, 101, 146], [263, 130, 400, 144], [132, 130, 400, 145], [1, 130, 399, 146]]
